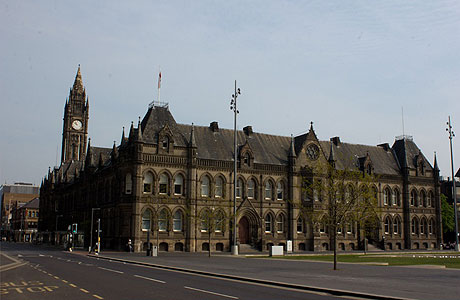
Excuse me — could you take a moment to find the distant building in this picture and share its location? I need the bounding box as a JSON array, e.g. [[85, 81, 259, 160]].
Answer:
[[39, 68, 442, 252], [440, 170, 460, 243], [1, 182, 39, 240], [10, 197, 40, 242]]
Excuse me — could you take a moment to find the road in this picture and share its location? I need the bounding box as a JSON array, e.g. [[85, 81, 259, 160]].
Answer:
[[1, 243, 351, 300]]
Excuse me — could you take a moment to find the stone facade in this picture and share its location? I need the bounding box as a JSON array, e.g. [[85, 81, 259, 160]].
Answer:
[[39, 68, 442, 252]]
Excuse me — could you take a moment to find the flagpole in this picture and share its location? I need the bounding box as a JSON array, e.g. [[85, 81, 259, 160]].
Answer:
[[157, 69, 161, 106]]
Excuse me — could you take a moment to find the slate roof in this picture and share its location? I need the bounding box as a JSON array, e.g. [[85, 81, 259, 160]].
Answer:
[[22, 197, 40, 209], [136, 106, 434, 176]]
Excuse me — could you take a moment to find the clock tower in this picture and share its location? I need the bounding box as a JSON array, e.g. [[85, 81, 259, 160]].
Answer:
[[61, 65, 89, 164]]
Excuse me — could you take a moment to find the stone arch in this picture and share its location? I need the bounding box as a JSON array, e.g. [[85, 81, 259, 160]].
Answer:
[[237, 207, 261, 246]]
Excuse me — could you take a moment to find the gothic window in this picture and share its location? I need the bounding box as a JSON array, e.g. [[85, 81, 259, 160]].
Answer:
[[410, 190, 417, 206], [428, 191, 434, 208], [265, 214, 273, 233], [411, 218, 419, 235], [158, 209, 168, 232], [162, 136, 169, 150], [429, 218, 435, 234], [421, 191, 427, 207], [142, 209, 152, 231], [276, 214, 284, 233], [393, 217, 401, 234], [201, 175, 210, 197], [420, 218, 427, 235], [247, 179, 255, 199], [200, 210, 209, 232], [174, 174, 184, 196], [383, 188, 391, 206], [125, 173, 132, 194], [215, 176, 223, 198], [215, 211, 224, 232], [236, 179, 243, 198], [297, 217, 304, 233], [159, 173, 169, 195], [248, 179, 256, 199], [265, 181, 273, 200], [243, 153, 251, 167], [143, 172, 154, 194], [277, 181, 284, 200], [173, 210, 183, 232], [384, 216, 391, 234]]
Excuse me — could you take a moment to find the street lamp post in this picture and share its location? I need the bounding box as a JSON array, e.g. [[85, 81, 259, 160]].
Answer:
[[90, 208, 100, 252], [446, 116, 459, 251], [230, 80, 241, 256]]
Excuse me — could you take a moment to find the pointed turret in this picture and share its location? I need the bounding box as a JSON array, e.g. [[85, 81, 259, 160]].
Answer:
[[121, 126, 126, 144], [328, 141, 336, 167], [128, 121, 134, 141], [135, 118, 143, 141], [289, 134, 296, 158], [189, 123, 197, 148], [73, 64, 84, 92], [85, 138, 94, 167], [112, 141, 118, 160], [434, 152, 439, 172]]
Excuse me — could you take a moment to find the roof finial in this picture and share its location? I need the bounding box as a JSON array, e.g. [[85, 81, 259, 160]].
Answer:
[[310, 121, 314, 131]]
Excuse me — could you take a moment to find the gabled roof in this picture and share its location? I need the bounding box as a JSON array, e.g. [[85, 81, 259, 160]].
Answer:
[[319, 141, 401, 175], [22, 197, 40, 209], [392, 137, 433, 172]]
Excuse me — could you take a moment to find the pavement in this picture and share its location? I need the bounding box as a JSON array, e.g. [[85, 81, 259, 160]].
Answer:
[[78, 250, 460, 300]]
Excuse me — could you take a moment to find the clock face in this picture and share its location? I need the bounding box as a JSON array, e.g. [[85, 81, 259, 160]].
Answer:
[[306, 144, 320, 160], [72, 120, 82, 130]]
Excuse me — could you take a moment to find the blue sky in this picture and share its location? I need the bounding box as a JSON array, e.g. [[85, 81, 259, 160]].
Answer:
[[1, 0, 459, 185]]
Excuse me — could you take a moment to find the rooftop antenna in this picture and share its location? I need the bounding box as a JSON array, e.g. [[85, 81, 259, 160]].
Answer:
[[157, 66, 161, 106]]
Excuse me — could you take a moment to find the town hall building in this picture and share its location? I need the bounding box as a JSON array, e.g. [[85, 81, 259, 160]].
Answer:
[[39, 67, 442, 252]]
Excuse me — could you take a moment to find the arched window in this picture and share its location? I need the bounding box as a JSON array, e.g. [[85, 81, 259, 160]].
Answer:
[[393, 189, 401, 206], [162, 136, 169, 150], [215, 176, 223, 198], [276, 215, 284, 233], [429, 218, 435, 234], [201, 175, 210, 197], [383, 188, 391, 206], [297, 217, 304, 233], [158, 209, 168, 232], [384, 216, 391, 234], [411, 218, 419, 235], [277, 181, 284, 200], [159, 173, 169, 195], [200, 210, 209, 232], [420, 218, 427, 235], [236, 179, 243, 198], [265, 181, 273, 200], [215, 211, 224, 232], [143, 172, 154, 194], [142, 209, 152, 231], [173, 211, 183, 232], [371, 186, 378, 202], [265, 214, 273, 233], [428, 191, 434, 208], [247, 179, 255, 199], [174, 174, 184, 196], [410, 190, 417, 206], [393, 217, 401, 234], [125, 173, 132, 194], [421, 191, 427, 207]]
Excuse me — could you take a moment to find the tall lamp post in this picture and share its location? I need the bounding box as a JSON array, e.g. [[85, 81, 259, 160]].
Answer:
[[230, 80, 241, 255], [446, 116, 459, 251], [90, 208, 100, 252]]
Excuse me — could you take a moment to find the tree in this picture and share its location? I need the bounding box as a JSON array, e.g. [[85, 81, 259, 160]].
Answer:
[[199, 199, 230, 257], [441, 194, 455, 234], [300, 161, 379, 270]]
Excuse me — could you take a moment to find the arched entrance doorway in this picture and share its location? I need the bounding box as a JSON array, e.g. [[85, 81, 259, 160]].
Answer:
[[238, 216, 249, 244]]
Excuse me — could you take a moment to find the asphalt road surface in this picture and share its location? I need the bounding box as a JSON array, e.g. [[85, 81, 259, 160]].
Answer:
[[1, 243, 353, 300]]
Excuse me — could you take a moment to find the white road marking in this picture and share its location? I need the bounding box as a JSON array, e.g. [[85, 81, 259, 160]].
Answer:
[[133, 274, 166, 284], [98, 267, 124, 274], [184, 286, 238, 299]]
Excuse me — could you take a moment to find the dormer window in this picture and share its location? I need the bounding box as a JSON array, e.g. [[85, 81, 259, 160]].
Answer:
[[162, 136, 169, 150], [244, 153, 250, 166]]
